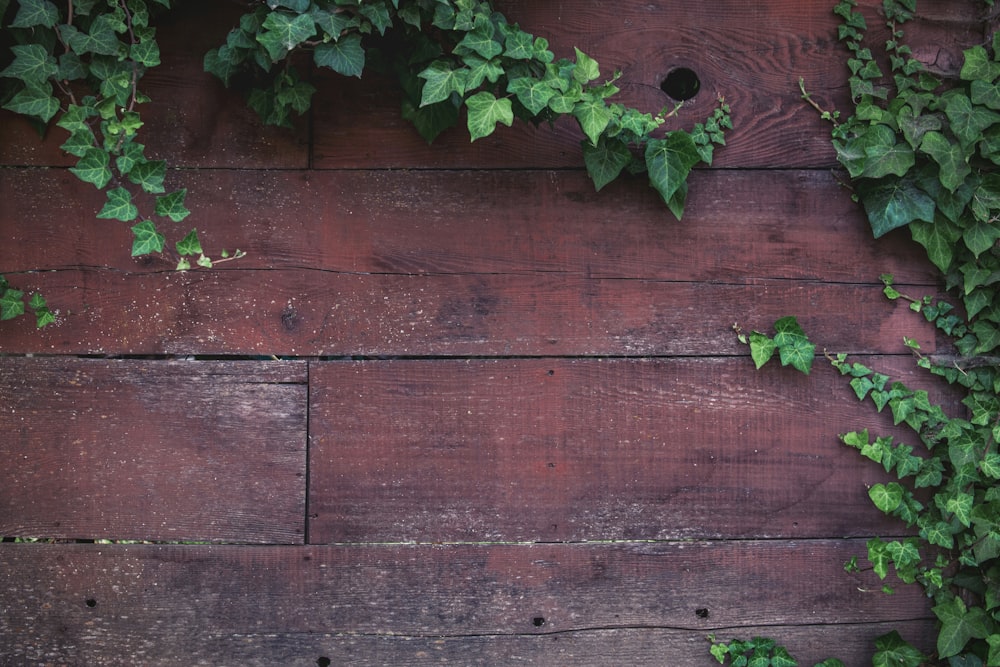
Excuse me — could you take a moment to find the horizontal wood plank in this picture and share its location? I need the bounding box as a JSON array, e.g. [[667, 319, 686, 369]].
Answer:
[[309, 356, 958, 543], [67, 622, 929, 667], [0, 359, 307, 543], [0, 168, 937, 283], [0, 269, 945, 356], [0, 542, 933, 665]]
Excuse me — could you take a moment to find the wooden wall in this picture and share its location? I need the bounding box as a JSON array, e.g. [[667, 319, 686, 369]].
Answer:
[[0, 0, 986, 664]]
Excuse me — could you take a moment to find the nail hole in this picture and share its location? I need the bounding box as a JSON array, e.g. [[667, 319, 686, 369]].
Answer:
[[695, 607, 709, 619], [532, 616, 546, 627], [547, 370, 554, 376], [660, 67, 700, 101], [317, 658, 331, 667], [85, 598, 97, 608]]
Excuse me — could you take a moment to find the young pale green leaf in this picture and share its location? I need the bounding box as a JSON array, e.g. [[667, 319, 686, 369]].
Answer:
[[10, 0, 60, 28], [748, 331, 778, 370], [155, 189, 191, 223], [582, 136, 632, 192], [465, 91, 513, 142], [869, 482, 904, 513], [130, 219, 165, 256], [197, 254, 213, 268], [0, 288, 25, 320], [175, 228, 202, 256], [572, 97, 612, 146], [314, 33, 365, 78], [960, 45, 1000, 82], [130, 38, 161, 68], [69, 147, 113, 189], [502, 27, 533, 60], [573, 47, 600, 84], [96, 187, 139, 222], [455, 23, 502, 60]]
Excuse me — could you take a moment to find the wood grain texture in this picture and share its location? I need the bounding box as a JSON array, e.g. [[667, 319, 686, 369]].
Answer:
[[0, 167, 943, 356], [0, 359, 307, 543], [0, 542, 934, 666], [309, 356, 959, 544], [0, 268, 945, 356], [0, 167, 937, 283]]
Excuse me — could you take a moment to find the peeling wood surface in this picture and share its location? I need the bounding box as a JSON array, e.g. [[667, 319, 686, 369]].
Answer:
[[0, 0, 974, 663]]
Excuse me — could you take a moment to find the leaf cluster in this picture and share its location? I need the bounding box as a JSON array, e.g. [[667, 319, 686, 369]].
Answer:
[[817, 0, 1000, 357], [735, 315, 816, 374], [202, 0, 731, 218], [708, 634, 843, 667]]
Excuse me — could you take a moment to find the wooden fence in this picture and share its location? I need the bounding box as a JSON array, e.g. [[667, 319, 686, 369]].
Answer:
[[0, 0, 986, 664]]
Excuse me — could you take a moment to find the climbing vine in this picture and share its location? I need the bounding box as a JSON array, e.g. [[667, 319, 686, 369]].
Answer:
[[0, 0, 729, 328], [723, 0, 1000, 665]]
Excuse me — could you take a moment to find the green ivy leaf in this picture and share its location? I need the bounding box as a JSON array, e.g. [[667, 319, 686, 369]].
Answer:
[[314, 33, 365, 78], [69, 147, 113, 189], [963, 221, 1000, 258], [857, 177, 936, 238], [645, 132, 700, 213], [869, 482, 904, 513], [872, 631, 925, 667], [96, 187, 139, 222], [0, 43, 59, 85], [130, 38, 161, 68], [582, 136, 632, 191], [773, 315, 815, 374], [572, 47, 600, 84], [944, 92, 1000, 148], [920, 131, 970, 192], [465, 91, 513, 141], [128, 159, 166, 193], [130, 219, 165, 256], [572, 97, 612, 146], [155, 189, 191, 222], [418, 61, 469, 106], [0, 288, 25, 320], [10, 0, 60, 28], [932, 598, 990, 659], [258, 12, 316, 62], [960, 45, 1000, 82], [59, 16, 122, 57], [2, 82, 59, 123], [507, 76, 555, 116], [175, 228, 203, 256], [748, 331, 778, 370]]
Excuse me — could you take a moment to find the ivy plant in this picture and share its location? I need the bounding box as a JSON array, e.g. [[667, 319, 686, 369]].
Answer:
[[202, 0, 731, 219], [1, 0, 730, 329], [0, 0, 244, 326]]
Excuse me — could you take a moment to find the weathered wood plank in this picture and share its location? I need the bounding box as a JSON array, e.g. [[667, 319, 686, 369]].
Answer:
[[0, 167, 943, 356], [311, 0, 985, 170], [0, 269, 944, 356], [0, 168, 937, 283], [309, 356, 957, 544], [70, 622, 929, 667], [0, 0, 308, 169], [0, 542, 933, 666], [0, 359, 307, 543]]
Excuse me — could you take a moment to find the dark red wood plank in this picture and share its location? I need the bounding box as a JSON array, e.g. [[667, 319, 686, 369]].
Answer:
[[0, 269, 945, 356], [0, 542, 933, 665], [0, 359, 307, 543], [64, 622, 926, 667], [0, 168, 937, 283], [311, 0, 984, 170], [309, 356, 957, 544], [0, 0, 307, 169]]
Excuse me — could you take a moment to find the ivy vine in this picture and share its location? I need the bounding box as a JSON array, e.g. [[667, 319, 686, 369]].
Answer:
[[724, 1, 1000, 665], [0, 0, 730, 328]]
